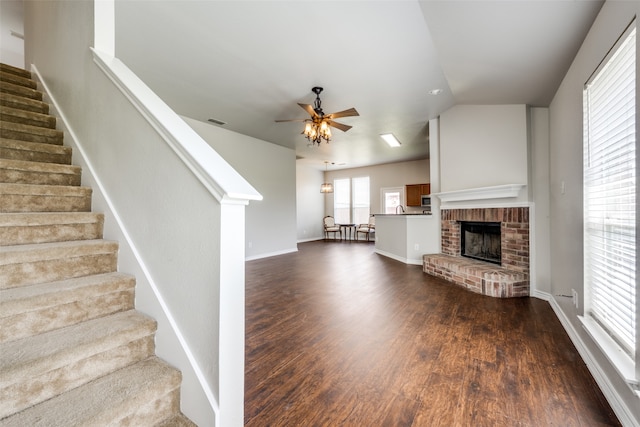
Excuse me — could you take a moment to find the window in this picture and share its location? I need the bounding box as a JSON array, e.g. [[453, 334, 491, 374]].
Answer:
[[582, 21, 637, 384], [352, 177, 370, 224], [333, 177, 370, 224], [333, 178, 350, 224]]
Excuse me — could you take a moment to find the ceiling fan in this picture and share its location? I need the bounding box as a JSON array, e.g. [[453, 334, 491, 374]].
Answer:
[[275, 87, 359, 146]]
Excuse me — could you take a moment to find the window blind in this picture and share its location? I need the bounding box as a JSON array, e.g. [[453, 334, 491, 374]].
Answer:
[[583, 23, 636, 356], [333, 178, 351, 224], [352, 177, 370, 225]]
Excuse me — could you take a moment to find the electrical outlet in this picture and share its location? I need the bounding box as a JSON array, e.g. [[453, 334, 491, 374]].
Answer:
[[414, 243, 420, 251], [572, 289, 578, 309], [248, 241, 252, 249]]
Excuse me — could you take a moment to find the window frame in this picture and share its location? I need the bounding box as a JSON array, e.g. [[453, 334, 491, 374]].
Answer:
[[579, 19, 638, 389]]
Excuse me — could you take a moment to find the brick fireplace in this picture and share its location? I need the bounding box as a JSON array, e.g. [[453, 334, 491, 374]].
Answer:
[[424, 207, 529, 298]]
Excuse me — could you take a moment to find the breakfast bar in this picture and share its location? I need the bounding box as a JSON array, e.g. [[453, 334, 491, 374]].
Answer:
[[374, 213, 440, 265]]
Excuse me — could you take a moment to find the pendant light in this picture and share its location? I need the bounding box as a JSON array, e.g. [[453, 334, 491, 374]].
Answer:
[[320, 161, 333, 193]]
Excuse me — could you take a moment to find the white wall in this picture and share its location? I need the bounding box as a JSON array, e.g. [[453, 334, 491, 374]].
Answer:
[[183, 117, 297, 260], [296, 163, 325, 242], [324, 159, 430, 216], [549, 1, 640, 424], [0, 0, 24, 68], [530, 107, 551, 295], [439, 104, 529, 200]]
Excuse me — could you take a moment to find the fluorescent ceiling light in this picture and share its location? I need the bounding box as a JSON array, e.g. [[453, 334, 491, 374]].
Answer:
[[380, 133, 401, 147]]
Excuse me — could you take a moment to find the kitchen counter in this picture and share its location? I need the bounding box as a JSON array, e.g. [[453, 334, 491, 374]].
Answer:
[[374, 213, 440, 265]]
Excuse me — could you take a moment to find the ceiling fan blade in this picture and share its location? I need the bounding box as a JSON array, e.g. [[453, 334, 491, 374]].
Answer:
[[298, 103, 319, 118], [275, 118, 308, 123], [326, 108, 359, 119], [327, 120, 352, 132]]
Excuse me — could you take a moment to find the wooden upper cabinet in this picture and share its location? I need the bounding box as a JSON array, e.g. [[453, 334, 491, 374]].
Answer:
[[405, 183, 430, 206]]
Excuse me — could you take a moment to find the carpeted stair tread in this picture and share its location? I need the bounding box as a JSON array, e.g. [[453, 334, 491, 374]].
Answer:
[[0, 80, 43, 101], [0, 239, 118, 288], [0, 272, 135, 343], [0, 356, 182, 427], [0, 310, 155, 379], [0, 63, 32, 80], [156, 413, 199, 427], [0, 311, 158, 419], [0, 212, 104, 245], [0, 105, 56, 128], [0, 92, 49, 114], [0, 120, 63, 145], [0, 158, 81, 186], [0, 182, 92, 213], [0, 70, 38, 90], [0, 138, 71, 164]]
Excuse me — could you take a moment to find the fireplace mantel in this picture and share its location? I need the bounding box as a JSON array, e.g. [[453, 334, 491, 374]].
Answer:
[[432, 184, 526, 203]]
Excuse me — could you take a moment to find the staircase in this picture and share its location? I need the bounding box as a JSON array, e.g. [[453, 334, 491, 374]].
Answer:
[[0, 63, 196, 426]]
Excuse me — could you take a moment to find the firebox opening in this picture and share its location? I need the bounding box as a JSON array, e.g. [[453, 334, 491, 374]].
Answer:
[[460, 221, 501, 265]]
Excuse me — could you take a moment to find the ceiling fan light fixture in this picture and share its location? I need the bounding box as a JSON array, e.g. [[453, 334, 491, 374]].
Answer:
[[381, 133, 401, 147], [303, 118, 332, 146], [276, 87, 359, 147]]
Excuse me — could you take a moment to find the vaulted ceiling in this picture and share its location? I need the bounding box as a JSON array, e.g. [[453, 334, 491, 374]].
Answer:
[[115, 0, 603, 170]]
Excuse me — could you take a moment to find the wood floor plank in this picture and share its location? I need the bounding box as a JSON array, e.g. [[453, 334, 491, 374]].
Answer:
[[245, 241, 621, 426]]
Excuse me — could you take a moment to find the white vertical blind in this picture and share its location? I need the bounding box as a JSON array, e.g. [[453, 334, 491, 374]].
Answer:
[[583, 24, 636, 357]]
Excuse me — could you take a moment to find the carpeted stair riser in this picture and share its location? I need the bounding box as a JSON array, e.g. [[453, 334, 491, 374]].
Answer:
[[0, 240, 118, 289], [0, 120, 63, 145], [0, 212, 104, 245], [0, 71, 38, 91], [0, 63, 32, 80], [0, 183, 92, 213], [0, 159, 81, 186], [0, 138, 71, 164], [0, 357, 182, 427], [0, 311, 156, 418], [0, 272, 135, 343], [0, 80, 43, 101], [0, 92, 49, 115], [1, 105, 56, 129]]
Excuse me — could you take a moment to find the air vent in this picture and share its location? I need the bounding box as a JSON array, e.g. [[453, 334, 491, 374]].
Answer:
[[207, 118, 226, 126]]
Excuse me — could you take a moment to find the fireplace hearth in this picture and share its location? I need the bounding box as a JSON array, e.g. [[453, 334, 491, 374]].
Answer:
[[461, 221, 501, 264], [423, 207, 530, 298]]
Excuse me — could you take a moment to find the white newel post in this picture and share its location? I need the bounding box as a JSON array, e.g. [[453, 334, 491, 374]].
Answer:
[[218, 201, 248, 427]]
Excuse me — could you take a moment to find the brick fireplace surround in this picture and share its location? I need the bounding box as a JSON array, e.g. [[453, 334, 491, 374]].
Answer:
[[423, 207, 530, 298]]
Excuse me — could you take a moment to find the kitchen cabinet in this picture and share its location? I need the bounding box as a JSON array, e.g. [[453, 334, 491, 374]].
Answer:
[[405, 183, 430, 206]]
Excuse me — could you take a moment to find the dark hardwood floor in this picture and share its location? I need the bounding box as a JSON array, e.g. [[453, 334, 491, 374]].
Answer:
[[245, 241, 620, 426]]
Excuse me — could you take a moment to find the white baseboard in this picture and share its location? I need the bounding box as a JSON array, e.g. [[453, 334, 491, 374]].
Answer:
[[297, 237, 324, 243], [245, 247, 298, 261], [374, 249, 422, 265]]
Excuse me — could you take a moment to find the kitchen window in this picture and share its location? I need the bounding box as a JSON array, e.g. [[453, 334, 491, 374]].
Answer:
[[581, 20, 637, 389], [333, 177, 370, 224]]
